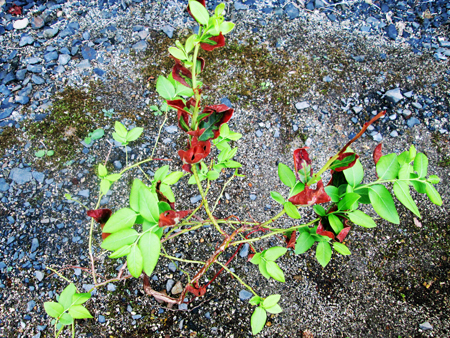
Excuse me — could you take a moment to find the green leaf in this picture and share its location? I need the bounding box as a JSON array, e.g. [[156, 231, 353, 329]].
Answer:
[[250, 252, 261, 265], [72, 293, 91, 306], [410, 173, 427, 194], [59, 313, 73, 326], [278, 163, 296, 188], [112, 132, 126, 145], [398, 163, 413, 180], [159, 183, 175, 203], [337, 193, 360, 211], [265, 261, 285, 282], [58, 283, 77, 310], [103, 208, 137, 233], [330, 154, 356, 170], [207, 170, 220, 180], [316, 242, 332, 268], [368, 185, 399, 224], [44, 302, 64, 318], [139, 188, 159, 223], [224, 160, 241, 168], [46, 150, 54, 157], [295, 231, 315, 254], [69, 305, 93, 319], [413, 153, 428, 178], [289, 181, 305, 198], [270, 191, 285, 204], [265, 304, 283, 314], [397, 151, 410, 165], [175, 81, 195, 97], [114, 121, 128, 138], [215, 2, 225, 15], [126, 127, 144, 142], [409, 144, 417, 161], [258, 260, 271, 279], [158, 201, 172, 214], [100, 179, 111, 195], [189, 0, 210, 25], [108, 244, 132, 258], [168, 47, 186, 60], [427, 175, 440, 184], [84, 137, 92, 145], [127, 245, 143, 278], [198, 112, 224, 141], [105, 174, 122, 182], [262, 294, 280, 309], [393, 181, 421, 217], [328, 214, 344, 234], [333, 242, 351, 255], [376, 154, 399, 180], [343, 159, 364, 187], [219, 21, 235, 34], [154, 165, 170, 183], [162, 171, 184, 185], [129, 179, 145, 212], [101, 228, 138, 251], [313, 205, 326, 216], [156, 75, 175, 100], [284, 202, 301, 219], [91, 128, 104, 140], [251, 307, 267, 335], [98, 164, 107, 177], [35, 150, 45, 157], [249, 296, 261, 306], [263, 247, 287, 261], [139, 232, 161, 276], [185, 34, 196, 54], [425, 182, 442, 206], [324, 186, 339, 203], [347, 210, 377, 228]]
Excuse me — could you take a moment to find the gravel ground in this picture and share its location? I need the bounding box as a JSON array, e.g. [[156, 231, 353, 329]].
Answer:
[[0, 0, 449, 337]]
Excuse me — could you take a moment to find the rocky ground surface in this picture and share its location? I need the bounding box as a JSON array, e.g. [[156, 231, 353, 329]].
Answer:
[[0, 0, 449, 337]]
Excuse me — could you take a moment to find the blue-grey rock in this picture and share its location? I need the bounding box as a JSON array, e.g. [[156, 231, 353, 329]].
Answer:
[[386, 24, 398, 40], [113, 161, 122, 170], [295, 101, 309, 110], [54, 66, 65, 74], [82, 31, 90, 40], [107, 284, 116, 292], [412, 102, 423, 109], [16, 69, 27, 80], [250, 194, 257, 200], [19, 35, 34, 47], [31, 16, 44, 29], [168, 262, 177, 272], [27, 300, 36, 312], [35, 271, 44, 281], [27, 57, 41, 65], [94, 68, 106, 76], [419, 322, 433, 331], [30, 238, 39, 253], [205, 312, 211, 319], [27, 65, 42, 73], [2, 72, 15, 84], [44, 51, 58, 62], [98, 315, 106, 323], [390, 130, 398, 137], [31, 75, 45, 85], [190, 195, 202, 204], [0, 262, 6, 269], [43, 27, 59, 38], [56, 53, 70, 66], [59, 28, 74, 38], [315, 0, 325, 8], [0, 84, 11, 96], [32, 171, 45, 183], [407, 117, 420, 128], [255, 130, 263, 137], [81, 46, 97, 60], [285, 3, 299, 19], [166, 279, 175, 292], [132, 40, 148, 52], [132, 314, 141, 320], [323, 75, 332, 82], [384, 88, 403, 104], [220, 97, 233, 108], [15, 96, 29, 105], [162, 25, 174, 38], [165, 126, 178, 134], [9, 167, 32, 184], [235, 2, 248, 10], [77, 60, 91, 69], [352, 55, 365, 62], [78, 189, 90, 198], [0, 178, 10, 192], [239, 243, 249, 257], [178, 303, 188, 310], [239, 290, 253, 300], [274, 130, 280, 138]]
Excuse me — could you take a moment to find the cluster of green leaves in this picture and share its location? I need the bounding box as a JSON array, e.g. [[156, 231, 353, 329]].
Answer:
[[156, 73, 196, 102], [101, 167, 183, 278], [250, 246, 287, 283], [97, 163, 122, 195], [149, 104, 166, 116], [112, 121, 143, 146], [187, 1, 235, 39], [249, 294, 282, 335], [35, 149, 54, 158], [84, 128, 104, 146], [44, 283, 92, 330], [102, 108, 115, 118]]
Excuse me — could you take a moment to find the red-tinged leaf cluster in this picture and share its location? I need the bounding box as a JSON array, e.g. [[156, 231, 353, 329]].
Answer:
[[186, 282, 207, 297], [198, 104, 233, 140], [186, 0, 206, 19], [284, 231, 297, 249], [315, 206, 351, 242], [332, 152, 359, 172], [293, 148, 312, 173], [288, 180, 331, 206], [158, 210, 191, 227], [87, 209, 112, 239], [178, 137, 211, 165], [172, 58, 192, 88], [200, 33, 226, 51], [373, 143, 382, 165], [8, 4, 22, 16]]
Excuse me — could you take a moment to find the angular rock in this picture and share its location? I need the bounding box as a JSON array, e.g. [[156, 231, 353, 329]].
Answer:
[[132, 40, 147, 52], [171, 281, 183, 294], [13, 18, 29, 30], [386, 24, 398, 40], [295, 101, 310, 110], [43, 27, 59, 38], [162, 25, 174, 38], [31, 16, 45, 29], [384, 88, 403, 104], [239, 290, 253, 300], [81, 46, 97, 60], [19, 35, 34, 47], [58, 54, 71, 65], [9, 168, 32, 184], [285, 3, 299, 20], [419, 322, 433, 331]]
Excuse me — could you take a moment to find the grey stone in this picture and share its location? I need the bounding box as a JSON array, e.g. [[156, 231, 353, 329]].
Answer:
[[19, 35, 34, 47], [407, 117, 420, 128], [165, 126, 178, 134], [0, 178, 10, 192], [162, 25, 174, 38], [419, 322, 433, 331], [58, 54, 71, 65], [27, 300, 36, 312], [386, 24, 398, 40], [31, 16, 45, 29], [323, 75, 332, 82], [384, 88, 403, 104], [239, 290, 253, 300], [285, 3, 299, 19], [44, 51, 58, 62], [31, 75, 45, 85], [190, 195, 202, 204], [171, 281, 183, 294], [166, 279, 175, 292], [372, 132, 383, 142], [239, 243, 249, 257], [30, 238, 39, 252], [9, 168, 32, 184], [403, 91, 413, 98], [15, 95, 29, 105], [412, 102, 423, 109], [107, 284, 116, 292], [35, 271, 44, 281], [295, 101, 309, 110], [81, 46, 97, 60], [113, 161, 122, 170], [78, 189, 90, 198], [54, 66, 65, 74], [168, 262, 177, 272], [16, 69, 27, 80], [250, 194, 257, 200], [235, 2, 248, 10], [13, 18, 29, 30], [390, 130, 398, 137], [132, 40, 148, 52], [27, 65, 43, 73], [77, 59, 91, 69], [43, 27, 59, 38], [98, 315, 106, 323], [255, 130, 263, 137]]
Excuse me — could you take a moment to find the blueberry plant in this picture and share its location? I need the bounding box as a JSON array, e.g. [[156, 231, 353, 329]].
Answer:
[[44, 1, 443, 336]]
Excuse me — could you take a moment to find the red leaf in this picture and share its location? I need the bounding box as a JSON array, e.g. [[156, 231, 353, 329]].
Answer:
[[187, 128, 205, 137], [200, 33, 226, 51], [248, 253, 255, 262], [285, 230, 297, 249], [332, 152, 359, 172], [178, 137, 211, 164], [182, 164, 193, 174], [198, 104, 234, 140], [186, 283, 206, 297], [8, 4, 22, 16], [158, 210, 191, 227], [186, 0, 206, 19], [373, 143, 382, 165], [336, 226, 351, 242], [293, 148, 312, 172], [172, 59, 192, 88], [288, 180, 331, 206], [177, 110, 190, 132], [196, 57, 206, 74], [87, 209, 112, 224], [167, 99, 186, 111]]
